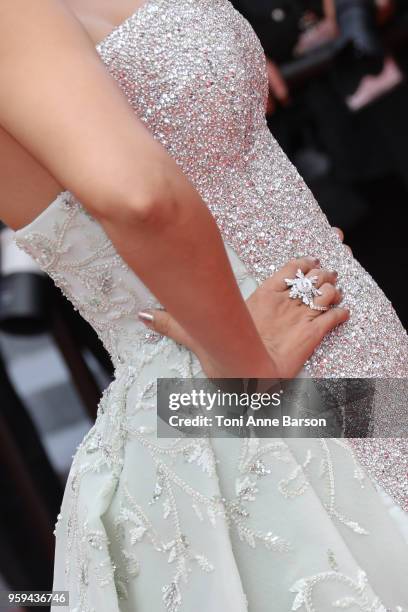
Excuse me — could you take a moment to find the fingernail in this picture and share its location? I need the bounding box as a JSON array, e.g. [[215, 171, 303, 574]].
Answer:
[[332, 270, 338, 278], [138, 311, 154, 323]]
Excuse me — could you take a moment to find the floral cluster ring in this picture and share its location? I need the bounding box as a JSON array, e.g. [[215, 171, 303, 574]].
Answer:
[[284, 269, 328, 312]]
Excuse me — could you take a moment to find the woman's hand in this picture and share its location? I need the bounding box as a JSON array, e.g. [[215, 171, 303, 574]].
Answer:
[[244, 257, 349, 378], [139, 256, 350, 379]]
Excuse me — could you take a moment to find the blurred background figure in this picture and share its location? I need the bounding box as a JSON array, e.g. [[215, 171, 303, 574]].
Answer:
[[232, 0, 408, 327]]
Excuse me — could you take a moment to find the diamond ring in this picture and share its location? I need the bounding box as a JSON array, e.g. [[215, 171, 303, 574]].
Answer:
[[284, 269, 328, 312]]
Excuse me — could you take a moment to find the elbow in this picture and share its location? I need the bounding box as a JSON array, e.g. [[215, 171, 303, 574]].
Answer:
[[90, 177, 178, 230], [117, 191, 178, 228]]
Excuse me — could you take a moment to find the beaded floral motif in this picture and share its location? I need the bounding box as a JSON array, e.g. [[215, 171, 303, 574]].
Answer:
[[14, 191, 161, 368], [319, 440, 369, 535], [37, 347, 408, 612], [54, 353, 380, 612], [290, 569, 387, 612], [117, 481, 215, 611]]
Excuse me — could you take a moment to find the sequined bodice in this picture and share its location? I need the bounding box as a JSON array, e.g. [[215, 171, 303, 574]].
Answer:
[[99, 0, 268, 177], [15, 0, 408, 379]]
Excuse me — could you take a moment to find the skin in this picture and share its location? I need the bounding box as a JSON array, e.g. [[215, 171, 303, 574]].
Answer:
[[0, 0, 349, 379], [265, 58, 290, 116]]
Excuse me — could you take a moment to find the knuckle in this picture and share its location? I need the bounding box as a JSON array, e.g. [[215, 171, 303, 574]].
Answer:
[[300, 256, 314, 266], [322, 283, 335, 297], [321, 270, 335, 283], [328, 286, 337, 299]]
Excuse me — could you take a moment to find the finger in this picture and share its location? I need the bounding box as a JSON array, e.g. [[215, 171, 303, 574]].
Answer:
[[266, 60, 289, 103], [306, 268, 338, 288], [270, 256, 320, 291], [270, 78, 289, 104], [333, 226, 353, 255], [313, 282, 343, 309], [333, 227, 344, 242], [266, 94, 276, 116], [313, 306, 350, 341], [138, 309, 192, 348]]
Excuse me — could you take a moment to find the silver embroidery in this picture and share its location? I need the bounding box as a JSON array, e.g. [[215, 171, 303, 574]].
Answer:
[[290, 568, 388, 612]]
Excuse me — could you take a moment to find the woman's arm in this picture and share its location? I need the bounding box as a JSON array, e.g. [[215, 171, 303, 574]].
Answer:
[[0, 0, 277, 377]]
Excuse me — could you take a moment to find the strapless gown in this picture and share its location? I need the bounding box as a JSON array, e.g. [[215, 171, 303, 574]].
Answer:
[[13, 0, 408, 610]]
